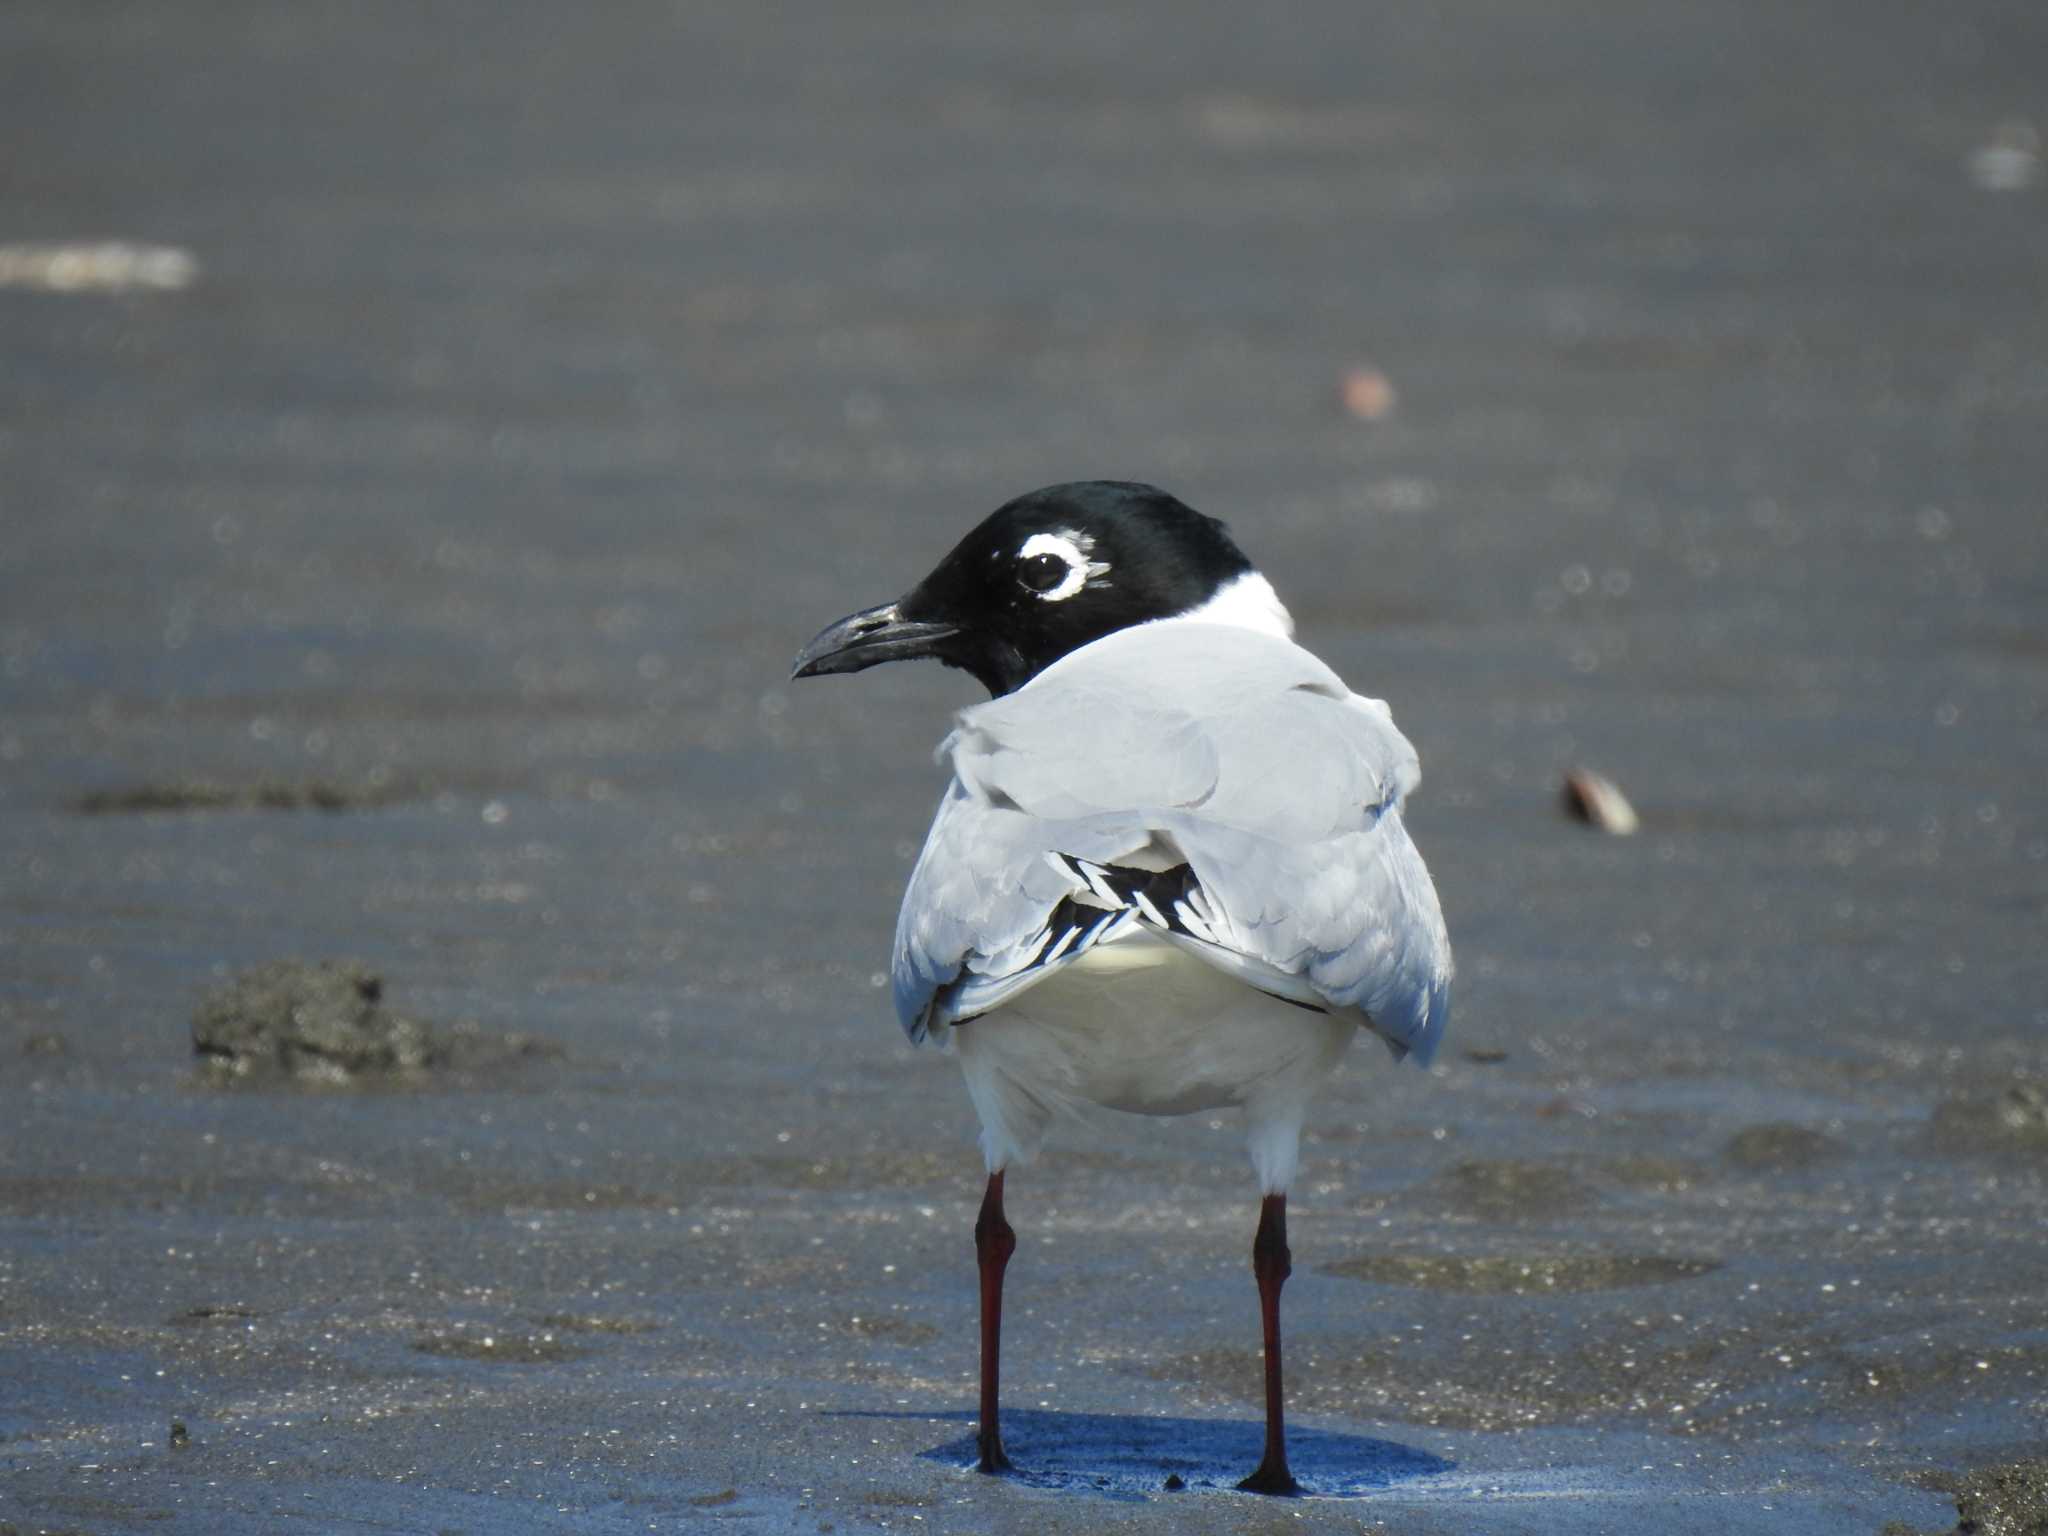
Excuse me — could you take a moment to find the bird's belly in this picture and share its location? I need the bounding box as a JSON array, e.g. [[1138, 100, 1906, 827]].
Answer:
[[957, 933, 1353, 1118]]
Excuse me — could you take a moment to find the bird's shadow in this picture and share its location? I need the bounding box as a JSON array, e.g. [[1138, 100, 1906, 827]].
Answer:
[[827, 1407, 1452, 1501]]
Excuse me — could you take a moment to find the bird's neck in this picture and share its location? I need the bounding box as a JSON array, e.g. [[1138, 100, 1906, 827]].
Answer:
[[1167, 572, 1296, 639]]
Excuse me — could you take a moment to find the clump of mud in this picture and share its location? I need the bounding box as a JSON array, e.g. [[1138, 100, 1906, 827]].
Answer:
[[74, 779, 414, 815], [192, 960, 559, 1084], [172, 1305, 258, 1326], [840, 1314, 940, 1345], [1599, 1154, 1704, 1192], [1724, 1122, 1842, 1171], [1930, 1084, 2048, 1155], [1324, 1251, 1718, 1294], [412, 1328, 586, 1363], [1432, 1159, 1591, 1219], [1891, 1458, 2048, 1536], [535, 1313, 663, 1335]]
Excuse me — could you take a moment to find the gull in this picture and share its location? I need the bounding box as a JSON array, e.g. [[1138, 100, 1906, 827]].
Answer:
[[791, 480, 1451, 1494]]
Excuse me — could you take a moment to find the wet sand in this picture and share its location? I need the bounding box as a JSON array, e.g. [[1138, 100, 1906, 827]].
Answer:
[[2, 1, 2044, 1531]]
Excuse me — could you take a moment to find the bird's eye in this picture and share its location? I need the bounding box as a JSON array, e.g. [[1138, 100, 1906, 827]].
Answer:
[[1018, 553, 1070, 594]]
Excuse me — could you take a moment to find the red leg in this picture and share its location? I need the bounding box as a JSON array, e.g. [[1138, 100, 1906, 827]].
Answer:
[[1236, 1193, 1301, 1495], [974, 1170, 1016, 1473]]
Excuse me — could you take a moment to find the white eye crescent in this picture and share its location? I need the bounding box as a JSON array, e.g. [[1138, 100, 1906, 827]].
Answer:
[[1017, 531, 1111, 602]]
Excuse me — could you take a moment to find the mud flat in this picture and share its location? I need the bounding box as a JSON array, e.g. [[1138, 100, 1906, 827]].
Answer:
[[1, 0, 2042, 1531]]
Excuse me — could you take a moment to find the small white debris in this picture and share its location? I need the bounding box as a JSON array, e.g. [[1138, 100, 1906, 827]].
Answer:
[[0, 241, 198, 293], [1562, 768, 1639, 835], [1967, 121, 2040, 192]]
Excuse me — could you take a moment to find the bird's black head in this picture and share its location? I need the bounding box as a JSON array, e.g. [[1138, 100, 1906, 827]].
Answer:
[[791, 481, 1259, 696]]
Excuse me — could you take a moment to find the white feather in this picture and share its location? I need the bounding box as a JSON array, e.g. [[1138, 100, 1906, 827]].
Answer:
[[955, 935, 1353, 1193]]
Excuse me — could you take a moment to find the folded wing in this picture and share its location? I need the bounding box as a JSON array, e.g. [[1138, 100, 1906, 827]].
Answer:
[[892, 622, 1453, 1064]]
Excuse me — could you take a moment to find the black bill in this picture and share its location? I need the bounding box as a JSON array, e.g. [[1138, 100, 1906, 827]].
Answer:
[[789, 601, 962, 680]]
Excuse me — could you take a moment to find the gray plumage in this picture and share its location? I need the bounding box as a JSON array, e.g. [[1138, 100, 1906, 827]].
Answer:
[[891, 620, 1452, 1063]]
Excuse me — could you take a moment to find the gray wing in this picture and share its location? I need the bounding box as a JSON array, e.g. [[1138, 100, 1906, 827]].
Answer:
[[892, 622, 1453, 1062]]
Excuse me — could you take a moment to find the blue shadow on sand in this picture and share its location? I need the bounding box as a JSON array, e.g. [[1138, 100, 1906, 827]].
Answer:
[[829, 1407, 1451, 1499]]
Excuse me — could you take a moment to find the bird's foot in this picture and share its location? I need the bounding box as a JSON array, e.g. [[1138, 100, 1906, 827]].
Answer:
[[1236, 1460, 1302, 1497], [975, 1438, 1013, 1476]]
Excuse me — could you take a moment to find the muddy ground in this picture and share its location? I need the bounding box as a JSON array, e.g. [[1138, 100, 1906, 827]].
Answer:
[[2, 2, 2044, 1532]]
